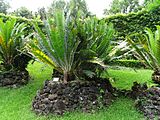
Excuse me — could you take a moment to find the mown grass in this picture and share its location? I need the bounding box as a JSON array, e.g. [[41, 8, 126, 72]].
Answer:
[[0, 62, 151, 120], [107, 68, 154, 90]]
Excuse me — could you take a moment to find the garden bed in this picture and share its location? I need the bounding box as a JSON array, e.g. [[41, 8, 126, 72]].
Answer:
[[135, 87, 160, 119], [32, 78, 115, 115]]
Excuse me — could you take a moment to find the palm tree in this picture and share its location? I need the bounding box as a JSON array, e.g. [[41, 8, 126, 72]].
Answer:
[[127, 25, 160, 84]]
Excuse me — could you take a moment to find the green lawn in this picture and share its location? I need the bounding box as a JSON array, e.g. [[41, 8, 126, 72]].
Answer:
[[0, 62, 152, 120], [107, 68, 154, 90]]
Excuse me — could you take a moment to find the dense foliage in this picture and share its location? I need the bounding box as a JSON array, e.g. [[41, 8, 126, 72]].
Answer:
[[109, 59, 146, 68], [28, 9, 80, 83], [104, 0, 141, 15], [105, 6, 160, 41], [76, 17, 115, 79], [127, 26, 160, 71]]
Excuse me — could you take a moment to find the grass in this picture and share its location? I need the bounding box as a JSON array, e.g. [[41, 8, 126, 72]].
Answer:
[[0, 62, 152, 120], [107, 68, 154, 90]]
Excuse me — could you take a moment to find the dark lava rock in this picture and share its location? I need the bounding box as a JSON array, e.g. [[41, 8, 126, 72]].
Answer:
[[32, 78, 115, 115], [116, 82, 148, 99], [0, 70, 29, 87], [135, 87, 160, 119], [129, 82, 148, 99], [152, 71, 160, 84]]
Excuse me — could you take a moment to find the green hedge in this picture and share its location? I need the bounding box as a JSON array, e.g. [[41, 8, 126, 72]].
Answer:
[[0, 13, 31, 22], [109, 59, 146, 68], [104, 6, 160, 40], [0, 13, 43, 36], [2, 5, 160, 40]]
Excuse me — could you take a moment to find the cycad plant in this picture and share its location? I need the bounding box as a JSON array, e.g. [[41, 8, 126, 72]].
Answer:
[[28, 10, 80, 83], [127, 25, 160, 84], [76, 17, 115, 78], [0, 18, 30, 71]]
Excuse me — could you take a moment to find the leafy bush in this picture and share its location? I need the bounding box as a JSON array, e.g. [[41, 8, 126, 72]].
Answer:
[[28, 10, 115, 82], [145, 0, 160, 11], [127, 26, 160, 71]]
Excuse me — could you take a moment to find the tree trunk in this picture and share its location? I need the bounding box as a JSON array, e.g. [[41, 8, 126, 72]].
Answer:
[[152, 70, 160, 84], [63, 71, 68, 83]]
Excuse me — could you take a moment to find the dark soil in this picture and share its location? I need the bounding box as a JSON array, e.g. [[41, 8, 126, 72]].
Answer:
[[32, 78, 115, 115]]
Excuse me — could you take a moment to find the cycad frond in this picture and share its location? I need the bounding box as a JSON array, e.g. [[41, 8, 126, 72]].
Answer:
[[127, 25, 160, 71], [28, 9, 80, 82]]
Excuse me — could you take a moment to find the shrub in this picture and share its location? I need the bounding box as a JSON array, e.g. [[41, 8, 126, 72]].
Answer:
[[104, 6, 160, 41], [27, 10, 115, 82]]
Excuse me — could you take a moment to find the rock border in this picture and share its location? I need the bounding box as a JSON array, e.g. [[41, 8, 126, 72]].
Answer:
[[32, 78, 115, 115]]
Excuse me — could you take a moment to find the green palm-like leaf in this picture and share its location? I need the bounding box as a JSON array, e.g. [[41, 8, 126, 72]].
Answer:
[[155, 26, 160, 63], [127, 25, 160, 71], [77, 17, 114, 61]]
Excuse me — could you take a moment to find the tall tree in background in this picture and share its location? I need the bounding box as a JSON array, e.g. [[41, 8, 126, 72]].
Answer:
[[47, 0, 66, 17], [47, 0, 91, 18], [104, 0, 120, 15], [37, 7, 47, 20], [104, 0, 141, 15], [12, 6, 33, 19], [0, 0, 10, 14], [69, 0, 91, 18]]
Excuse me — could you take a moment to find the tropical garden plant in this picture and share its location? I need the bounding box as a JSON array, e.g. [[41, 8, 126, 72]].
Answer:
[[28, 9, 80, 83], [126, 25, 160, 84], [0, 18, 31, 71], [75, 17, 115, 79], [27, 6, 116, 82]]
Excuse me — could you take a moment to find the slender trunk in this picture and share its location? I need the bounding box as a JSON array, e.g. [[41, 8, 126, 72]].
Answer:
[[63, 71, 68, 83]]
